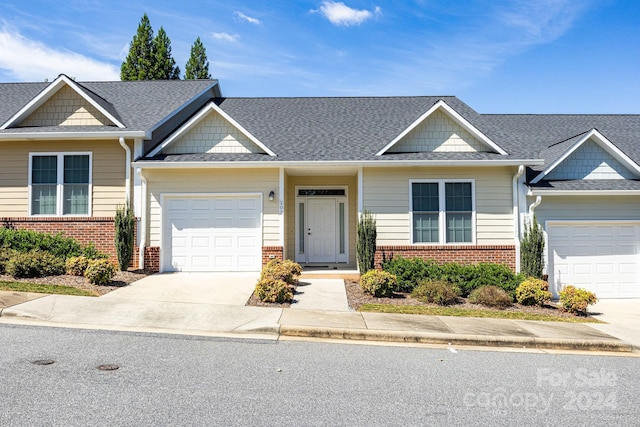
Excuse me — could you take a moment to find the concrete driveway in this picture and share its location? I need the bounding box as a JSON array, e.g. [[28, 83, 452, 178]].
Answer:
[[590, 299, 640, 349], [101, 272, 259, 305]]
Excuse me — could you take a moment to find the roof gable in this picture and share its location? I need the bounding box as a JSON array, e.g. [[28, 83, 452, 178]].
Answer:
[[532, 129, 640, 183], [376, 100, 507, 156], [1, 74, 124, 129], [149, 101, 275, 157]]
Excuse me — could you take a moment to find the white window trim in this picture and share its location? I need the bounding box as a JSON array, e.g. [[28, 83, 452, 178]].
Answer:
[[28, 152, 93, 216], [409, 179, 476, 245]]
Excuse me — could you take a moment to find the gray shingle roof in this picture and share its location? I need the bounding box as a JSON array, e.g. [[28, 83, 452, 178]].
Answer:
[[529, 179, 640, 192], [0, 79, 219, 133]]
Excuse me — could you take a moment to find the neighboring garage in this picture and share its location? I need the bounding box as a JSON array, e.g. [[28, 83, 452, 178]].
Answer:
[[547, 221, 640, 298], [162, 194, 262, 272]]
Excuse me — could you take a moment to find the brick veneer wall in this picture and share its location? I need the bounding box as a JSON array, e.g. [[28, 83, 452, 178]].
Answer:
[[262, 246, 284, 265], [375, 245, 516, 270], [143, 246, 160, 272], [2, 217, 118, 260]]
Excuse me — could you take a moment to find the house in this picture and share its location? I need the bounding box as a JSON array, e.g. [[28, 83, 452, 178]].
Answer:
[[1, 74, 639, 298]]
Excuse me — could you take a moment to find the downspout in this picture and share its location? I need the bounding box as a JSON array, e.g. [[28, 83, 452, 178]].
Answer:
[[118, 137, 131, 203], [528, 195, 542, 218], [137, 169, 147, 270], [512, 165, 525, 272]]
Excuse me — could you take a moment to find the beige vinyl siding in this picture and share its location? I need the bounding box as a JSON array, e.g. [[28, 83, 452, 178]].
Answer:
[[144, 168, 279, 247], [531, 196, 640, 226], [0, 139, 130, 217], [285, 174, 357, 264], [363, 167, 515, 245]]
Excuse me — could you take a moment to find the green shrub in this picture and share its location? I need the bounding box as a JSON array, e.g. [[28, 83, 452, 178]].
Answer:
[[356, 210, 377, 274], [5, 250, 65, 278], [559, 286, 597, 315], [260, 259, 302, 286], [115, 202, 136, 271], [468, 285, 513, 308], [66, 256, 90, 276], [84, 259, 117, 285], [359, 270, 397, 297], [255, 278, 293, 303], [0, 227, 105, 260], [521, 216, 545, 278], [411, 279, 460, 306], [381, 256, 440, 292], [515, 278, 552, 306], [0, 248, 18, 274]]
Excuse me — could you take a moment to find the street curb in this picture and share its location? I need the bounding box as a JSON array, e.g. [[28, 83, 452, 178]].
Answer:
[[279, 325, 634, 352]]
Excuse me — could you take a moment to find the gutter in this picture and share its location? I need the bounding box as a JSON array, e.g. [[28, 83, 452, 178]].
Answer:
[[137, 169, 148, 270], [118, 137, 131, 203], [132, 159, 546, 169], [0, 131, 147, 140], [512, 165, 525, 272]]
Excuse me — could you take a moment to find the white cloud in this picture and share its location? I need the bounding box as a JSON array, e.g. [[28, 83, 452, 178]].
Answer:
[[0, 26, 119, 81], [234, 11, 261, 25], [212, 32, 239, 43], [315, 1, 381, 26]]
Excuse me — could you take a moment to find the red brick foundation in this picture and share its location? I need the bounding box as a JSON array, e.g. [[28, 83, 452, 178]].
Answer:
[[262, 246, 284, 265], [2, 217, 119, 260], [375, 245, 516, 270], [143, 246, 160, 272]]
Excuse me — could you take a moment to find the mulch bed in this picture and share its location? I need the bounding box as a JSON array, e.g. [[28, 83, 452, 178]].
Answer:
[[0, 270, 152, 296], [345, 279, 585, 319]]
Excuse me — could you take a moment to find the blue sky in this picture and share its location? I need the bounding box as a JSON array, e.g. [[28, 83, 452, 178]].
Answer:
[[0, 0, 637, 113]]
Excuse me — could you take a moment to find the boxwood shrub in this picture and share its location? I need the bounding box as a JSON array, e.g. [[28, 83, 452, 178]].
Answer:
[[0, 227, 105, 260], [5, 250, 65, 278]]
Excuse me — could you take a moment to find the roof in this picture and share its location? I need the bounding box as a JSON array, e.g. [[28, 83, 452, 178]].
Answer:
[[0, 78, 220, 136]]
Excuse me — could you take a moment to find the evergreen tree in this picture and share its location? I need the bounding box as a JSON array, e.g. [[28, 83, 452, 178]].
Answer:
[[120, 13, 154, 80], [185, 37, 211, 79], [152, 27, 181, 80], [521, 215, 545, 278]]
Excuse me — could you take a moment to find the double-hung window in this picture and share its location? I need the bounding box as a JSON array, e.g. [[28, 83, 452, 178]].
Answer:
[[411, 180, 474, 244], [30, 153, 91, 216]]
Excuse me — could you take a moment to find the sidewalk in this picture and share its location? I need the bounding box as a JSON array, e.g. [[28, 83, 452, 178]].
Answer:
[[0, 274, 635, 354]]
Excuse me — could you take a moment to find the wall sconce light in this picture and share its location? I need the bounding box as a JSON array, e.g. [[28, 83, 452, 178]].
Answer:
[[268, 190, 275, 201]]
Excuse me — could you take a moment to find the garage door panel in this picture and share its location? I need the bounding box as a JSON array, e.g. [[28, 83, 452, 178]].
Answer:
[[164, 195, 262, 272], [548, 222, 640, 298]]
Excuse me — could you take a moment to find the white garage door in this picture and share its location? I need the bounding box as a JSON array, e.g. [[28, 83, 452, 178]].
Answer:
[[163, 195, 262, 272], [548, 222, 640, 298]]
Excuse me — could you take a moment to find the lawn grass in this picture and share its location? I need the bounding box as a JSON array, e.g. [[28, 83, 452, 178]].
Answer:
[[0, 280, 97, 297], [359, 303, 600, 323]]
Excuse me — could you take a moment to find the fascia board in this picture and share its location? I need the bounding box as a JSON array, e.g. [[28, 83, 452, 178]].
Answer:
[[531, 129, 640, 184], [1, 75, 125, 129], [0, 131, 146, 140], [375, 100, 508, 156], [148, 101, 277, 157]]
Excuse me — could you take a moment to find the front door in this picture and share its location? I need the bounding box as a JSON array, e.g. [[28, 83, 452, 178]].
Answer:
[[307, 198, 337, 263]]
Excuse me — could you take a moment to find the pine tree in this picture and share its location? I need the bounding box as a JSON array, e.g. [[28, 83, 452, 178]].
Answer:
[[120, 13, 155, 80], [152, 27, 181, 80], [185, 37, 211, 79]]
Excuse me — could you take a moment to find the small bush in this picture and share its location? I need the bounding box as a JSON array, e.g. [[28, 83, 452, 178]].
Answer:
[[0, 227, 106, 260], [84, 259, 117, 285], [0, 248, 18, 274], [255, 278, 293, 303], [115, 202, 135, 271], [360, 270, 397, 297], [260, 259, 302, 286], [515, 278, 552, 306], [5, 250, 65, 278], [468, 286, 513, 308], [356, 210, 377, 274], [66, 256, 90, 276], [382, 256, 440, 292], [411, 279, 460, 306], [559, 286, 597, 315]]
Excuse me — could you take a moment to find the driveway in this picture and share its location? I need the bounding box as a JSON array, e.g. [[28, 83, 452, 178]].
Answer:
[[101, 272, 259, 305], [589, 299, 640, 349]]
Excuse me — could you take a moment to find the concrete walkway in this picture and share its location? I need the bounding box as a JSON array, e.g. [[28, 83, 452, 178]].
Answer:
[[0, 273, 637, 353]]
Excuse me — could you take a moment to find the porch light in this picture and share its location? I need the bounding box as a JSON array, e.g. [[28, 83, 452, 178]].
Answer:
[[268, 190, 275, 201]]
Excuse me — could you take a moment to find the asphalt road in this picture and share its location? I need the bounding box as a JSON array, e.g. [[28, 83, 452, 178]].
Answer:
[[1, 325, 638, 426]]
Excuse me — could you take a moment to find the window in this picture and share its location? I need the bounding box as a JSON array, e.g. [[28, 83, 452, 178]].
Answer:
[[411, 181, 473, 244], [30, 153, 91, 216]]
